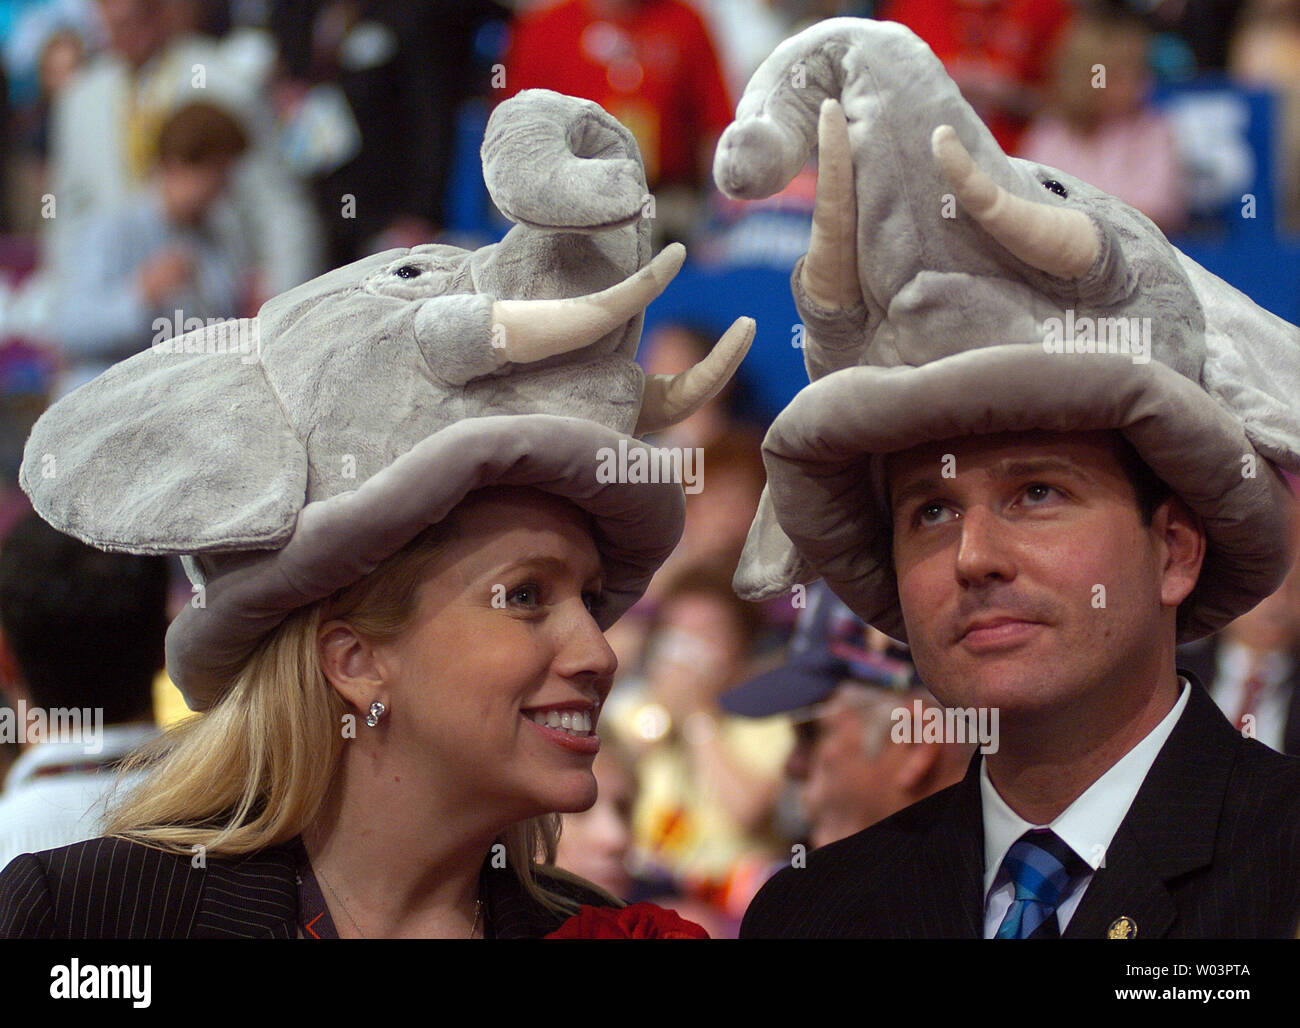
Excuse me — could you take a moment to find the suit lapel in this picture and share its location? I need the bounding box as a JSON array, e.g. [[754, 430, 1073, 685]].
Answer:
[[919, 755, 985, 938], [191, 842, 299, 938], [1065, 683, 1235, 938]]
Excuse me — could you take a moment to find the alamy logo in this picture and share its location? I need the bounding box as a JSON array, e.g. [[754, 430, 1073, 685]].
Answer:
[[0, 701, 103, 753], [50, 960, 151, 1008], [1041, 310, 1151, 365], [890, 700, 999, 754], [151, 311, 260, 363], [595, 439, 703, 494]]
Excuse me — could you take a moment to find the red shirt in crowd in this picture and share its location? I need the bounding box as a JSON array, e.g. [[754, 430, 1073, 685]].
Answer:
[[504, 0, 734, 188], [881, 0, 1074, 151]]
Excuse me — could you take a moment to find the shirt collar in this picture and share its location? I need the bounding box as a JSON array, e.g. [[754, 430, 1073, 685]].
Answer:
[[981, 679, 1191, 899]]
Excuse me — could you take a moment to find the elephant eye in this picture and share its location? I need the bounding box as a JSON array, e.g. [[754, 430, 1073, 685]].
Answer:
[[394, 265, 423, 279], [1041, 179, 1068, 198]]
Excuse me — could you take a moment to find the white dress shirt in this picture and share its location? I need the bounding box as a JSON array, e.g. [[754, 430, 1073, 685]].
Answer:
[[981, 680, 1191, 937], [0, 724, 157, 871]]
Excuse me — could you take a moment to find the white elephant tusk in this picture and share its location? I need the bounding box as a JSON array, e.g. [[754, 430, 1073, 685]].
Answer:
[[634, 316, 756, 435], [802, 99, 862, 311], [491, 243, 686, 364], [932, 125, 1100, 280]]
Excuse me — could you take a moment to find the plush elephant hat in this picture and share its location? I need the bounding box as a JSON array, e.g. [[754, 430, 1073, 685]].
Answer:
[[715, 18, 1299, 644], [21, 89, 754, 710]]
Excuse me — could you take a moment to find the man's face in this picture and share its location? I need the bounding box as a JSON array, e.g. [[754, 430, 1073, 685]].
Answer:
[[160, 160, 231, 225], [97, 0, 166, 67], [787, 684, 900, 848], [886, 430, 1200, 727]]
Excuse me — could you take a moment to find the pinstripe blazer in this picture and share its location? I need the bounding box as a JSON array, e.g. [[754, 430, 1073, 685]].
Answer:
[[0, 836, 613, 938], [741, 681, 1300, 938]]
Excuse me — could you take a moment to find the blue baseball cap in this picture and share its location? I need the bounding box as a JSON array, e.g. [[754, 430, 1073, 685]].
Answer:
[[721, 582, 916, 717]]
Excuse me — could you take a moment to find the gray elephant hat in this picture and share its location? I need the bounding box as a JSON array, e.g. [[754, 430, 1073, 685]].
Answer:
[[20, 89, 754, 711], [715, 18, 1299, 644]]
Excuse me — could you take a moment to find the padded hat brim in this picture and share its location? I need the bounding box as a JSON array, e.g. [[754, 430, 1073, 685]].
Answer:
[[169, 414, 685, 709], [763, 345, 1296, 644]]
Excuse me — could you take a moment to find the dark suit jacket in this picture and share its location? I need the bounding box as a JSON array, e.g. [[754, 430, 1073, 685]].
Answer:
[[0, 835, 612, 939], [741, 682, 1300, 938]]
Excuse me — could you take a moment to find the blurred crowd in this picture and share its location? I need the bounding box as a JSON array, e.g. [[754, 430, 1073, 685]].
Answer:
[[0, 0, 1298, 937]]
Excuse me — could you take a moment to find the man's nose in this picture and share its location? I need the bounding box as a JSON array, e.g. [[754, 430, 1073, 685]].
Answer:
[[954, 506, 1017, 586]]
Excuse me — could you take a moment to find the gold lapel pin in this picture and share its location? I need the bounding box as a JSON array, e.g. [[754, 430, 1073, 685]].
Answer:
[[1107, 916, 1137, 939]]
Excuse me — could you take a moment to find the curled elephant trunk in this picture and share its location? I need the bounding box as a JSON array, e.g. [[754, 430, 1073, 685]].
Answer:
[[483, 89, 650, 232], [490, 244, 686, 364], [931, 125, 1100, 280], [635, 316, 756, 435]]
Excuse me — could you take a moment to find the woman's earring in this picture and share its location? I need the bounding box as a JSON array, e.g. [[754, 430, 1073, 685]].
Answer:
[[365, 701, 387, 727]]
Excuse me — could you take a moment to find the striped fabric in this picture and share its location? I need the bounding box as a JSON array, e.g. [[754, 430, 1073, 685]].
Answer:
[[0, 836, 613, 939]]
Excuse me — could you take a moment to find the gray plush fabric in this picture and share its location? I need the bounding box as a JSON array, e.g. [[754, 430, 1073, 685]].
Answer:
[[19, 90, 704, 709], [717, 18, 1300, 640]]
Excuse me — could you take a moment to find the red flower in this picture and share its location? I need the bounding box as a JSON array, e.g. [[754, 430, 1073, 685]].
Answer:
[[546, 903, 710, 939]]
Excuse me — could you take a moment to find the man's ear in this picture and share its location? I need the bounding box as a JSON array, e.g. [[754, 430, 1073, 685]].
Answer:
[[317, 620, 388, 714], [1153, 495, 1205, 609]]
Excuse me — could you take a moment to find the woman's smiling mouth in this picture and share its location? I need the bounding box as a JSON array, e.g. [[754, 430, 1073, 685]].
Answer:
[[520, 703, 601, 753]]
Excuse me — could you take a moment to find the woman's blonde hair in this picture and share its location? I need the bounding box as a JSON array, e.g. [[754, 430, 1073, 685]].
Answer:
[[106, 508, 585, 916]]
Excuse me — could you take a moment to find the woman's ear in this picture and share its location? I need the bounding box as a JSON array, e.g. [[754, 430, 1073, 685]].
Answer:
[[318, 619, 387, 713]]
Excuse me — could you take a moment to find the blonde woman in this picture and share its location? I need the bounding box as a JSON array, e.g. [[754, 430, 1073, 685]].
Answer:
[[0, 88, 753, 938]]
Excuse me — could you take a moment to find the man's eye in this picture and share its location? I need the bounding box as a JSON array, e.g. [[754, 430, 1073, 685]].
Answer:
[[917, 503, 953, 526], [1022, 483, 1058, 504], [582, 591, 604, 616]]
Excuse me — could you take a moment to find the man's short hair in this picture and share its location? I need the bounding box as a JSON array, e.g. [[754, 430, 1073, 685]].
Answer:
[[155, 100, 248, 167], [0, 514, 168, 722], [1110, 433, 1173, 527]]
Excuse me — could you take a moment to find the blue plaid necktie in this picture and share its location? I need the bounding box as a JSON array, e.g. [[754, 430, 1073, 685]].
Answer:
[[994, 829, 1088, 939]]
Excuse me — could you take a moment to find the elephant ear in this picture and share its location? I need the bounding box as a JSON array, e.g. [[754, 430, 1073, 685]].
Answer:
[[20, 322, 306, 554], [733, 486, 819, 601]]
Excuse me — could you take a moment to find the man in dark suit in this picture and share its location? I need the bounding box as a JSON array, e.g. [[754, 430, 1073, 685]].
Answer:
[[714, 18, 1300, 939], [740, 433, 1300, 938]]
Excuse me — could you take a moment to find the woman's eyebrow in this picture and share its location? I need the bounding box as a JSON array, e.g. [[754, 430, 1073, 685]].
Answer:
[[489, 553, 603, 583]]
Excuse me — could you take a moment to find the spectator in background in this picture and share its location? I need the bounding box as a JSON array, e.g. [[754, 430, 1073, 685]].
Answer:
[[2, 25, 84, 233], [606, 561, 791, 934], [266, 1, 508, 266], [1229, 0, 1300, 233], [45, 0, 321, 299], [555, 739, 637, 899], [880, 0, 1073, 152], [0, 513, 167, 870], [722, 582, 971, 851], [1017, 8, 1188, 233], [49, 99, 251, 396], [1179, 489, 1300, 755], [504, 0, 734, 242]]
